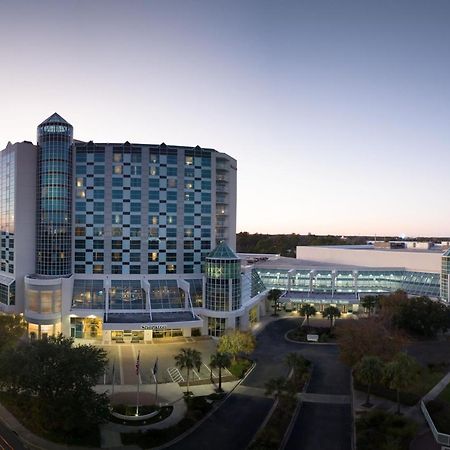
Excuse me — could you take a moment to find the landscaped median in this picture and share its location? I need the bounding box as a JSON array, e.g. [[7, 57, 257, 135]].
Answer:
[[247, 353, 312, 450]]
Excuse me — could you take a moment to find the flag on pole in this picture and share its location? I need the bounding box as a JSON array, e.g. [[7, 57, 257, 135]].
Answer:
[[153, 357, 159, 376], [136, 351, 140, 376]]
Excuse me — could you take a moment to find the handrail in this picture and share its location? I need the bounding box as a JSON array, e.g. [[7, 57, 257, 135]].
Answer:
[[421, 400, 450, 445]]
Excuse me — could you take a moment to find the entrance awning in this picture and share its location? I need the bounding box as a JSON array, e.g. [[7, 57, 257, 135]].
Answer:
[[0, 275, 14, 287]]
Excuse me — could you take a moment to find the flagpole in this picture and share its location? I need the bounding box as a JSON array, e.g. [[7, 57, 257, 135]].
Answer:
[[153, 372, 158, 405], [153, 357, 159, 406], [136, 375, 140, 416], [111, 359, 116, 399], [136, 350, 140, 416]]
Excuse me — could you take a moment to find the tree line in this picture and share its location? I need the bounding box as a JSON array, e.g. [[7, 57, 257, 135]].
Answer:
[[237, 232, 368, 256]]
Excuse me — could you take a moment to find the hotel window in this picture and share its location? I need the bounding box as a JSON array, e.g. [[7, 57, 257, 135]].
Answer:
[[168, 179, 177, 189], [113, 152, 122, 162], [185, 156, 193, 165], [76, 177, 84, 187], [114, 165, 123, 175], [149, 166, 159, 176]]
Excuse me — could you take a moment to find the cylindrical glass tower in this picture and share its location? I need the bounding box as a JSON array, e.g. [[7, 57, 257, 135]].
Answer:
[[36, 113, 73, 276], [205, 242, 241, 311]]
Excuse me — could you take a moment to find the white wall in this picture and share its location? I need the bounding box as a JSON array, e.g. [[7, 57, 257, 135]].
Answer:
[[296, 246, 441, 273]]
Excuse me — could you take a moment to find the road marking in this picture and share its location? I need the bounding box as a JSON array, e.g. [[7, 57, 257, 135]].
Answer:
[[203, 362, 216, 378], [192, 368, 201, 380], [118, 345, 124, 385], [167, 367, 184, 383]]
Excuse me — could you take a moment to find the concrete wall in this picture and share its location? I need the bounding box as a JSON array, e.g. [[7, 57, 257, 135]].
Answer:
[[296, 246, 442, 273], [13, 142, 37, 313]]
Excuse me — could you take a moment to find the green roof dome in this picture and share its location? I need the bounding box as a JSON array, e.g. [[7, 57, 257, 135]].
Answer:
[[207, 242, 239, 260]]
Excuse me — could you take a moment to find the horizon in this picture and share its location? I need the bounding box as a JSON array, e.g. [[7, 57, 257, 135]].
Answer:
[[1, 0, 450, 236]]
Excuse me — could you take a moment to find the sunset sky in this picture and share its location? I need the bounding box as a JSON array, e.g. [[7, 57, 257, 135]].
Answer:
[[1, 0, 449, 236]]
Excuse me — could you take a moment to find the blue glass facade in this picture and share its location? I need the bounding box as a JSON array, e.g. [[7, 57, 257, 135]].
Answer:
[[36, 114, 73, 276]]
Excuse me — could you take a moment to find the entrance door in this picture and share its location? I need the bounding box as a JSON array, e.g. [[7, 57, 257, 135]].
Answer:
[[111, 331, 124, 343]]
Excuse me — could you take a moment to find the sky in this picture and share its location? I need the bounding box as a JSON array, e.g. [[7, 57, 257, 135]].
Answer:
[[0, 0, 450, 237]]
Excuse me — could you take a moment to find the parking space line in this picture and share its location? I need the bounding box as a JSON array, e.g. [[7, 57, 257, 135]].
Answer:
[[118, 345, 124, 385], [192, 368, 201, 380], [203, 362, 215, 378]]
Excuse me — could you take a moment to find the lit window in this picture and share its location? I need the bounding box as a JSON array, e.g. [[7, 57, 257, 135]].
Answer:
[[76, 189, 86, 198], [114, 165, 123, 174], [185, 156, 193, 165], [113, 153, 122, 162], [76, 178, 84, 187]]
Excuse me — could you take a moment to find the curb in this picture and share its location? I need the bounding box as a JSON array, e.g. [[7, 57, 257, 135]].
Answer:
[[280, 364, 313, 450], [246, 398, 279, 449]]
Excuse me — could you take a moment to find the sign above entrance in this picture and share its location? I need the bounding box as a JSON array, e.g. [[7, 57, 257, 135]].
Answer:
[[141, 324, 167, 330]]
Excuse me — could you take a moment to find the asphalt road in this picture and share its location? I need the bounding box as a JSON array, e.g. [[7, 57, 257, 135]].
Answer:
[[0, 419, 25, 450], [169, 317, 352, 450], [285, 403, 352, 450], [168, 393, 273, 450]]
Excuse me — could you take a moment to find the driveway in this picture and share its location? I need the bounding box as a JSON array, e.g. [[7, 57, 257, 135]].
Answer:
[[169, 317, 352, 450]]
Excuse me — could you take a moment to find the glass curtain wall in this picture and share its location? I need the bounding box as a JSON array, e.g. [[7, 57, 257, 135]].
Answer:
[[36, 114, 73, 275]]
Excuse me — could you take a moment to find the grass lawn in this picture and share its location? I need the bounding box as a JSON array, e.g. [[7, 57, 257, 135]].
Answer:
[[356, 409, 417, 450], [121, 393, 225, 448], [354, 366, 444, 406], [426, 383, 450, 435], [229, 358, 253, 378], [0, 391, 101, 447]]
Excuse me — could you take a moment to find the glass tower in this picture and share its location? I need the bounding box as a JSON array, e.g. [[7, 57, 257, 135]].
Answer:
[[36, 113, 73, 276], [205, 242, 241, 311]]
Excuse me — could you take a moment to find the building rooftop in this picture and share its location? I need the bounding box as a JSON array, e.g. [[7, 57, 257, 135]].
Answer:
[[252, 256, 418, 272], [207, 242, 239, 260]]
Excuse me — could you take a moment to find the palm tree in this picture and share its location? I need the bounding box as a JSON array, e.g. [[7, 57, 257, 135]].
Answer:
[[210, 352, 232, 392], [174, 348, 202, 395], [360, 296, 379, 316], [285, 352, 307, 388], [267, 289, 282, 316], [383, 352, 417, 414], [322, 306, 341, 329], [354, 355, 384, 407], [300, 304, 317, 329], [265, 376, 289, 399]]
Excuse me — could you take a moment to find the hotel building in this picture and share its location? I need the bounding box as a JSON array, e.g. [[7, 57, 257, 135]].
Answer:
[[0, 113, 267, 342]]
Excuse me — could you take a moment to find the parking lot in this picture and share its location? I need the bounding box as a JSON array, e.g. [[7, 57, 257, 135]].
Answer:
[[97, 338, 228, 385]]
